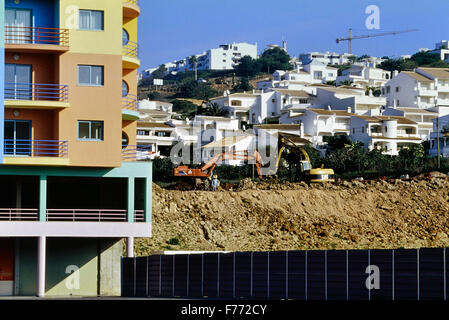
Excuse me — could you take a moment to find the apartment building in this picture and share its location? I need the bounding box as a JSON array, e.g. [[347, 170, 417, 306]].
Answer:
[[350, 115, 421, 155], [299, 51, 352, 65], [429, 40, 449, 63], [336, 65, 391, 88], [315, 86, 386, 115], [382, 68, 449, 113], [0, 0, 151, 297], [382, 107, 438, 140]]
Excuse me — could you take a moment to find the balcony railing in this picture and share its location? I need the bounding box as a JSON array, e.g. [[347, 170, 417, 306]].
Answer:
[[0, 208, 38, 221], [5, 26, 69, 47], [46, 209, 128, 222], [134, 210, 144, 222], [122, 94, 139, 111], [122, 145, 153, 161], [5, 83, 69, 102], [123, 40, 139, 59], [4, 140, 69, 158]]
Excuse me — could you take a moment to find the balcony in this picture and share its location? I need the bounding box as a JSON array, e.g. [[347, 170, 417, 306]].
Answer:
[[122, 94, 139, 120], [3, 140, 69, 166], [123, 41, 140, 69], [5, 26, 69, 53], [0, 209, 38, 221], [123, 0, 140, 18], [0, 209, 145, 222], [5, 83, 69, 109], [122, 145, 154, 162]]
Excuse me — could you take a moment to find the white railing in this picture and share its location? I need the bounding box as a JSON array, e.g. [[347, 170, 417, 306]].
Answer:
[[0, 208, 38, 221]]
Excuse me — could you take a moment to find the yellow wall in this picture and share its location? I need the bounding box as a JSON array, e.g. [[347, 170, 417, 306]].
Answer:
[[59, 0, 122, 56]]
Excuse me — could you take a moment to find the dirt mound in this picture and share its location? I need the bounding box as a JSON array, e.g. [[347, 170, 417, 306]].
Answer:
[[135, 177, 449, 255]]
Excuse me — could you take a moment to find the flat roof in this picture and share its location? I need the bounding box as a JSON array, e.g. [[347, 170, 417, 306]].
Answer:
[[202, 135, 251, 149], [255, 124, 301, 130], [137, 122, 173, 128], [308, 108, 354, 116]]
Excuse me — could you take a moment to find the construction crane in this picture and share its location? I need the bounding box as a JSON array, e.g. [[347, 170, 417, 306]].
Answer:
[[336, 28, 418, 54]]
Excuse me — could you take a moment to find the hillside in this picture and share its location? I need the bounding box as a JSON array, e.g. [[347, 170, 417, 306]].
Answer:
[[135, 176, 449, 255]]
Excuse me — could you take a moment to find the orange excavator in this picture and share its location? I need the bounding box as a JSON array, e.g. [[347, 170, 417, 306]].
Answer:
[[173, 150, 264, 179]]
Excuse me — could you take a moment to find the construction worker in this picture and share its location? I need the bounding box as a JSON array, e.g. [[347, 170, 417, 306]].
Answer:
[[204, 176, 212, 191], [211, 175, 220, 192]]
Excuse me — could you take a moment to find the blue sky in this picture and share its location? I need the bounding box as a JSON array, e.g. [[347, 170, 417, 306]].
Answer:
[[138, 0, 449, 71]]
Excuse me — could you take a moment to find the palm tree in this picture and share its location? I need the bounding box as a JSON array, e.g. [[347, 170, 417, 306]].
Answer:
[[205, 103, 229, 117], [188, 55, 198, 81]]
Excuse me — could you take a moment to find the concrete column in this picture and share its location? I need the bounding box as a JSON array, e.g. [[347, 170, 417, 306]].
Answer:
[[37, 236, 46, 297], [39, 176, 47, 222], [127, 177, 135, 223], [144, 177, 152, 223], [16, 179, 22, 209], [126, 237, 134, 258]]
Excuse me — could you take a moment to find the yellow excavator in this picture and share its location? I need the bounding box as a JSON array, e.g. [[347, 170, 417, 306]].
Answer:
[[276, 133, 335, 182]]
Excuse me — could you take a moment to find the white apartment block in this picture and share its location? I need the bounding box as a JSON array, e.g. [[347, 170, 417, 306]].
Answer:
[[210, 91, 262, 125], [350, 115, 421, 156], [430, 40, 449, 63], [382, 68, 449, 112], [429, 113, 449, 157], [314, 86, 386, 115], [382, 107, 438, 140], [336, 65, 391, 88], [136, 122, 176, 157], [257, 61, 337, 91], [299, 51, 353, 65]]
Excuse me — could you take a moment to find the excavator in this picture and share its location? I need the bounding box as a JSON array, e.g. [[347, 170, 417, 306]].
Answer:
[[276, 133, 335, 183], [173, 150, 264, 180], [173, 133, 335, 183]]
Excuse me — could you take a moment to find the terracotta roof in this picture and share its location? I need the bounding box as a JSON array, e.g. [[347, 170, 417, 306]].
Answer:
[[353, 115, 418, 125], [396, 107, 438, 115], [273, 89, 310, 97], [137, 122, 173, 128], [418, 68, 449, 79], [255, 124, 301, 130], [402, 71, 433, 83], [308, 108, 354, 116]]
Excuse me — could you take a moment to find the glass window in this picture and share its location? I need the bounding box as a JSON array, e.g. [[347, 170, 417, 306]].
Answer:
[[79, 10, 104, 31], [122, 29, 129, 46], [78, 121, 103, 140], [78, 65, 104, 86], [122, 132, 129, 148], [122, 81, 129, 97]]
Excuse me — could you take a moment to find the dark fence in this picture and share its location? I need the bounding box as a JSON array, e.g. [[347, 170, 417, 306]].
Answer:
[[122, 248, 448, 300]]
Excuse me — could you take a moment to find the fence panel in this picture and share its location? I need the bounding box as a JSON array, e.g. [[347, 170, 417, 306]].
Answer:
[[269, 251, 286, 300], [135, 257, 148, 297], [394, 249, 418, 300], [147, 255, 161, 297], [122, 248, 449, 300], [307, 251, 325, 300], [370, 249, 393, 300], [203, 253, 219, 298], [188, 254, 203, 297], [327, 250, 347, 300], [287, 251, 306, 300], [419, 248, 445, 300], [348, 250, 369, 300], [252, 252, 269, 299], [235, 252, 252, 299], [218, 253, 234, 298]]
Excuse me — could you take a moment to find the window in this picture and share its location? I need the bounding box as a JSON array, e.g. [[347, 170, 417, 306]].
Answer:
[[79, 10, 104, 30], [272, 99, 276, 103], [78, 121, 103, 140], [78, 65, 104, 86], [122, 80, 129, 97], [352, 128, 355, 134], [386, 86, 391, 94], [122, 29, 129, 46], [137, 130, 148, 136], [313, 71, 323, 80], [395, 86, 400, 92], [122, 132, 129, 149]]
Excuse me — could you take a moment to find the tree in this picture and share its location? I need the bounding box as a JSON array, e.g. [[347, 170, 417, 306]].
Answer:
[[202, 103, 229, 117], [235, 56, 261, 77], [151, 64, 168, 79], [181, 80, 217, 100], [233, 78, 253, 92], [259, 47, 293, 73], [188, 55, 198, 81]]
